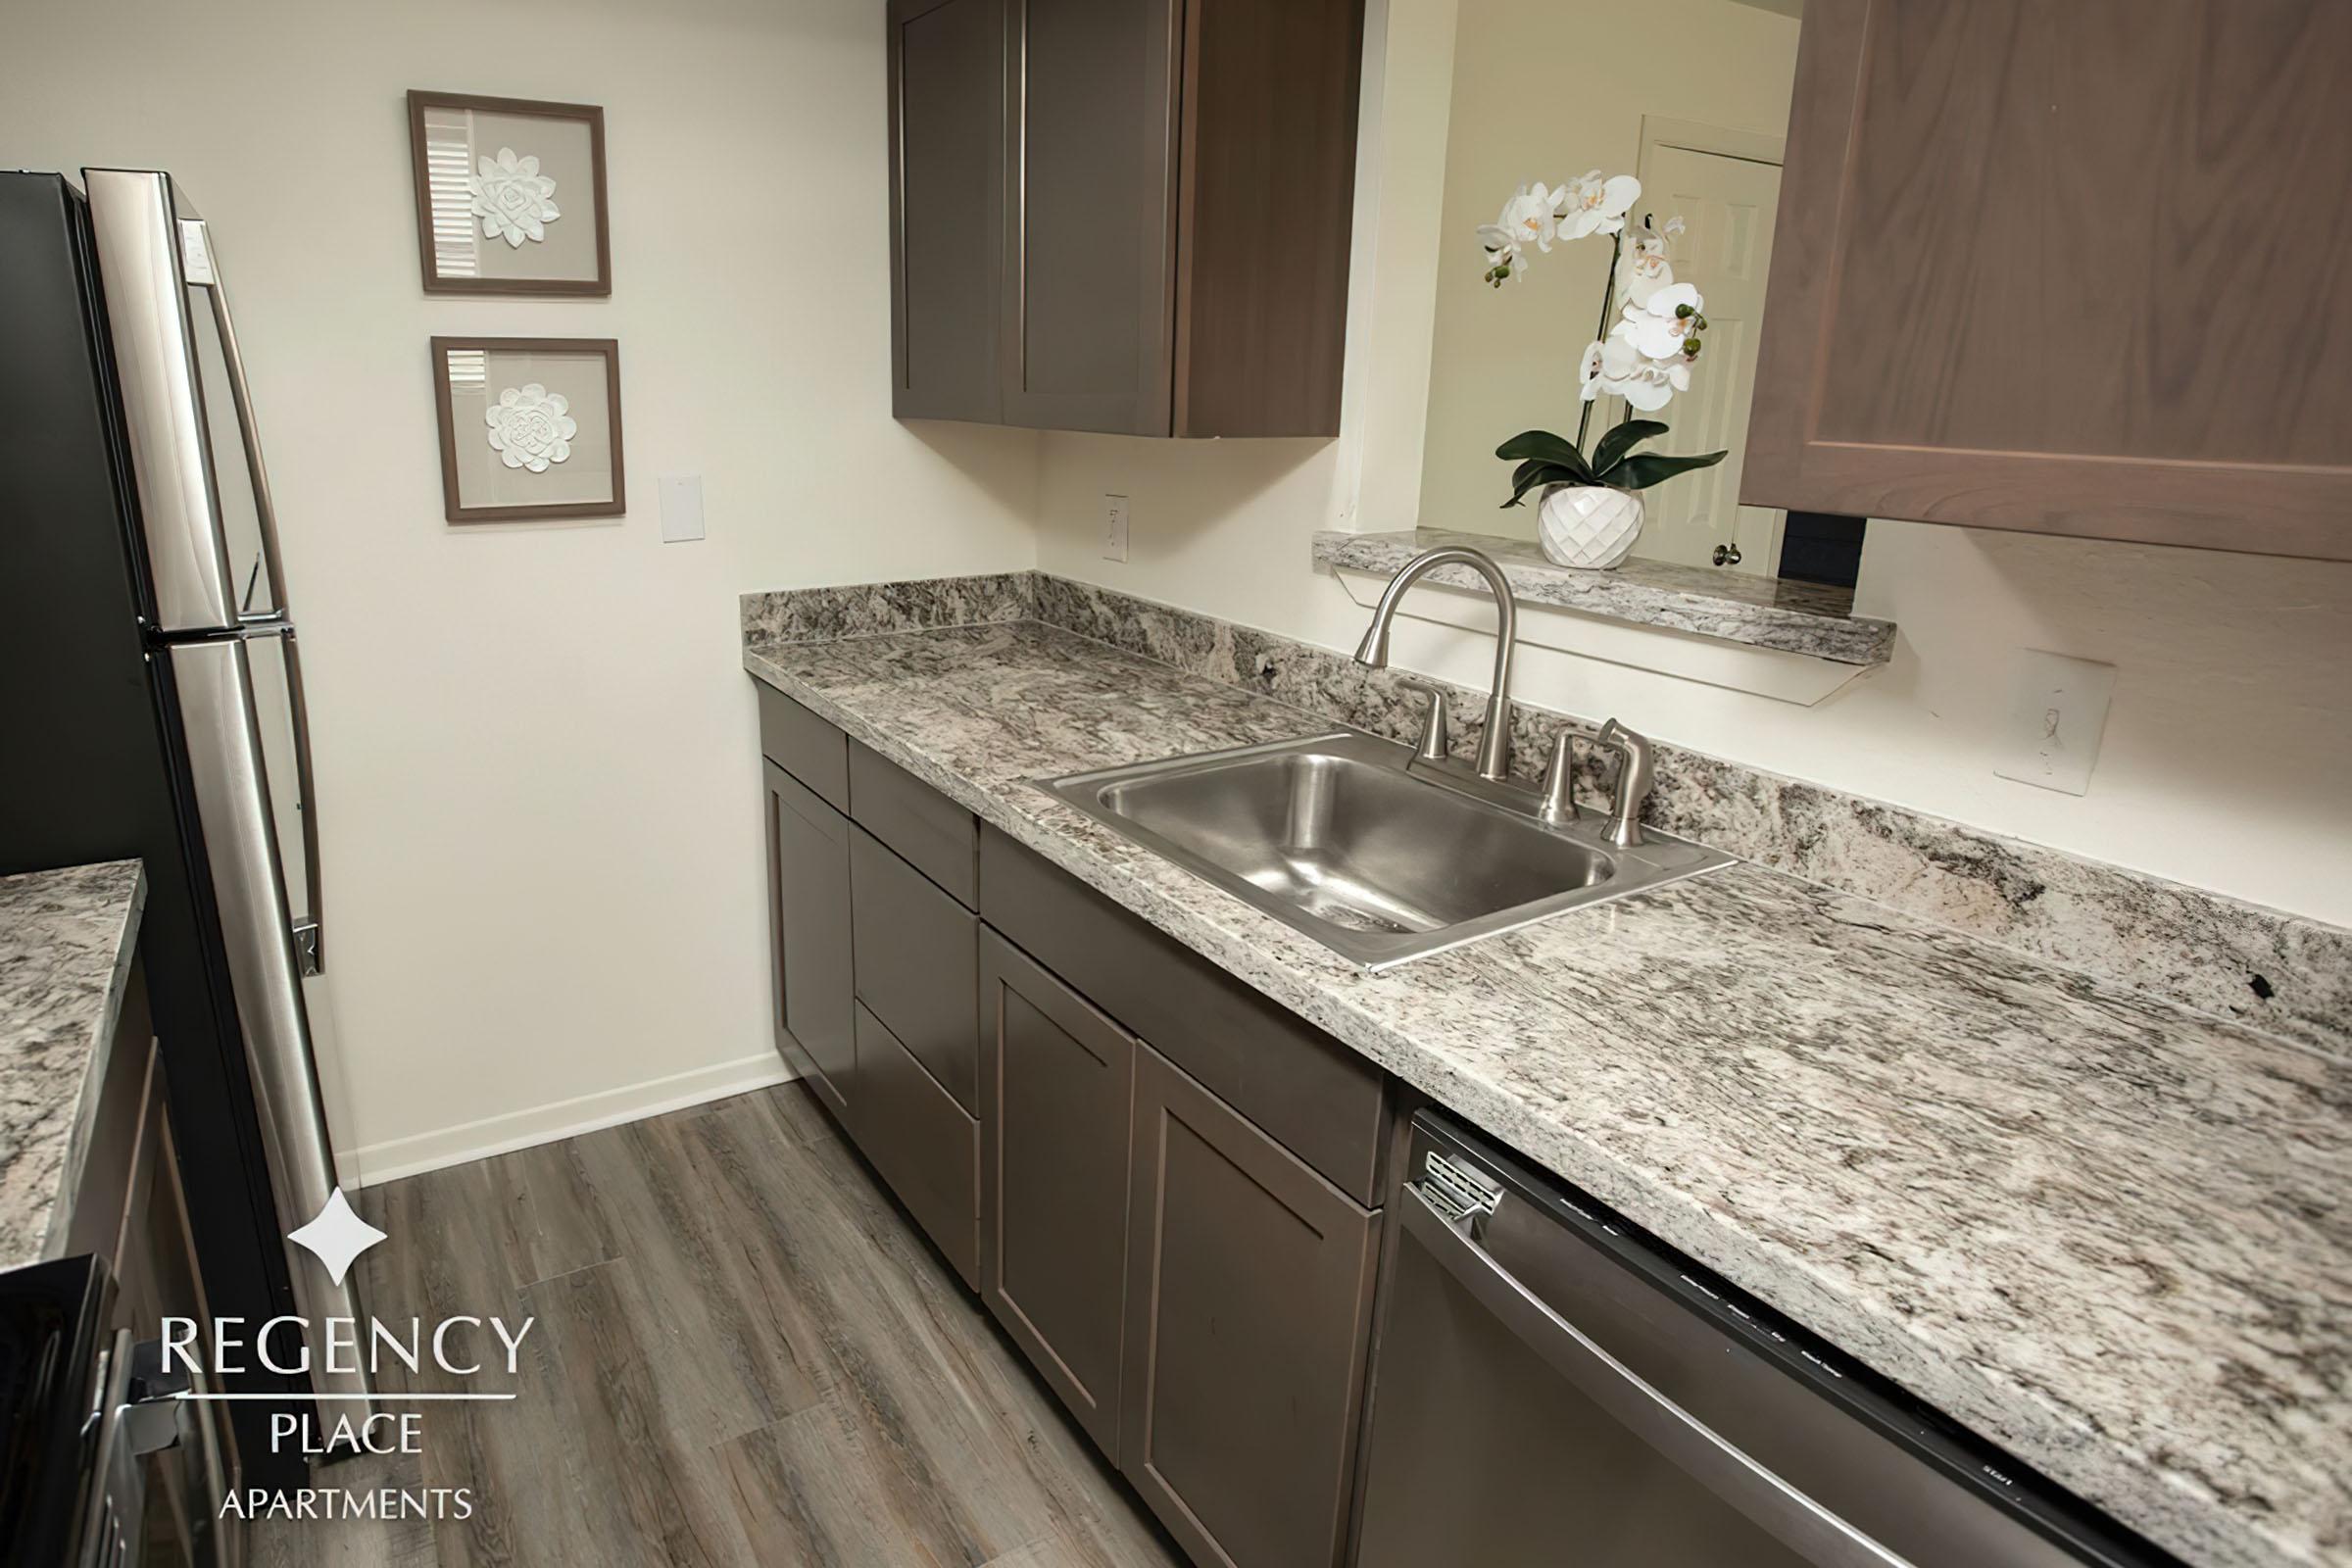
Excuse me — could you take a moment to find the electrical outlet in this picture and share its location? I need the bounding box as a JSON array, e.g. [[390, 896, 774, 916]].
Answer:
[[1993, 650, 2116, 796], [1102, 494, 1130, 563], [659, 475, 705, 543]]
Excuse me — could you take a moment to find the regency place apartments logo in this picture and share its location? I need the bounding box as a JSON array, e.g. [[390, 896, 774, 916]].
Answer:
[[162, 1188, 535, 1524]]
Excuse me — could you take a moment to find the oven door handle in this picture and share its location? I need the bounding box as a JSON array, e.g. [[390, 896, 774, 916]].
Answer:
[[1400, 1183, 1916, 1568]]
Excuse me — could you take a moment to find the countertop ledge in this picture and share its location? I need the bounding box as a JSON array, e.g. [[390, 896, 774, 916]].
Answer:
[[1314, 526, 1897, 665], [0, 860, 146, 1271], [746, 621, 2348, 1568]]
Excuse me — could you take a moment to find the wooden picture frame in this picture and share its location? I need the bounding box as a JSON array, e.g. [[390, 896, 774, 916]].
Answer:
[[430, 337, 625, 522], [407, 90, 612, 296]]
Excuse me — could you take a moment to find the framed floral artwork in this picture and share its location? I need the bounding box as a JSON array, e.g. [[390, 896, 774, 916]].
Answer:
[[407, 91, 611, 295], [430, 337, 625, 522]]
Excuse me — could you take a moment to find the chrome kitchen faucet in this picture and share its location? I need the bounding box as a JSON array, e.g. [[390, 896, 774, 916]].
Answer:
[[1352, 545, 1519, 782]]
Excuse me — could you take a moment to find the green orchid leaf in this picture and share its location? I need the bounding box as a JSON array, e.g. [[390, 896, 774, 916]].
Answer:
[[1494, 429, 1595, 483], [1602, 450, 1731, 490], [1502, 460, 1580, 508], [1590, 418, 1668, 476]]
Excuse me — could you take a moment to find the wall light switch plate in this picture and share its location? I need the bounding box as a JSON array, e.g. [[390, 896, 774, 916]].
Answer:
[[1102, 494, 1130, 563], [659, 475, 705, 543], [1994, 650, 2116, 796]]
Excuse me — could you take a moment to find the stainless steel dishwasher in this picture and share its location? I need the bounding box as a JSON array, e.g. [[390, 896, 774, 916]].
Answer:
[[1353, 1113, 2181, 1568]]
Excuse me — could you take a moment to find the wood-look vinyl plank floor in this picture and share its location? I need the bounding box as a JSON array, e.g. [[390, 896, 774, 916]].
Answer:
[[249, 1083, 1179, 1568]]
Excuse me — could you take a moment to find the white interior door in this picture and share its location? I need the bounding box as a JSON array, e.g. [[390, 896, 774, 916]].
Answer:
[[1621, 137, 1783, 573]]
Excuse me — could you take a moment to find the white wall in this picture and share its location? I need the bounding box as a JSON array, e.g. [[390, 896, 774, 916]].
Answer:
[[2, 0, 1041, 1177], [1037, 0, 2352, 927], [1416, 0, 1800, 535]]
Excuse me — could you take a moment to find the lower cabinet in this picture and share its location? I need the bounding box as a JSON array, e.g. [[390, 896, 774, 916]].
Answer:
[[69, 971, 241, 1567], [764, 760, 857, 1114], [1119, 1043, 1379, 1568], [756, 681, 1389, 1568], [978, 930, 1136, 1460]]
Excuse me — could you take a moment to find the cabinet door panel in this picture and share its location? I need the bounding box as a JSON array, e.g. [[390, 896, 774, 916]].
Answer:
[[1121, 1044, 1377, 1568], [851, 825, 979, 1112], [767, 760, 856, 1115], [981, 826, 1388, 1204], [1743, 0, 2352, 557], [1001, 0, 1177, 433], [889, 0, 1004, 421], [979, 930, 1134, 1459]]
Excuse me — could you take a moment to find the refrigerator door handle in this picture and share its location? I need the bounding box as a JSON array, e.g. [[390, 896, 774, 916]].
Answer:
[[186, 221, 293, 621], [278, 624, 324, 974]]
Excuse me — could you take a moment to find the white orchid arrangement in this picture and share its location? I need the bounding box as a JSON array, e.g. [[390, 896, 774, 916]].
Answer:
[[1478, 173, 1727, 505]]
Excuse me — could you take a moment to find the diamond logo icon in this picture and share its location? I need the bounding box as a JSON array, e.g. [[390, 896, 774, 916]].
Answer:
[[287, 1187, 387, 1286]]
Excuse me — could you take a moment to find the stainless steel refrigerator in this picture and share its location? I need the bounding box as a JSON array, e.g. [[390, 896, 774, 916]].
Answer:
[[0, 169, 365, 1479]]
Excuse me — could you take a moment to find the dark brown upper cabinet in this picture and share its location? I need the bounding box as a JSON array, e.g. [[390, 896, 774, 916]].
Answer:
[[888, 0, 1366, 437], [1743, 0, 2352, 560], [889, 0, 1007, 422]]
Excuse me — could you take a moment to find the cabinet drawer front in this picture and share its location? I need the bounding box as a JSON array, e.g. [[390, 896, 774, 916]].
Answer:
[[849, 739, 978, 906], [980, 825, 1388, 1203], [757, 682, 849, 811], [852, 825, 980, 1112], [852, 1001, 980, 1289], [1122, 1043, 1377, 1568], [979, 929, 1135, 1460], [769, 762, 857, 1116]]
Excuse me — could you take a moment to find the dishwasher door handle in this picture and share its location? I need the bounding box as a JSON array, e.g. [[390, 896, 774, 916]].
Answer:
[[1400, 1182, 1916, 1568]]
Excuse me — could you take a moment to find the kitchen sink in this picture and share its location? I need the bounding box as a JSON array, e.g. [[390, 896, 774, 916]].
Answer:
[[1041, 732, 1733, 969]]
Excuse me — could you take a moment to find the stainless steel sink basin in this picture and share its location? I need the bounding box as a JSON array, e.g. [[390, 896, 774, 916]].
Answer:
[[1041, 732, 1733, 969]]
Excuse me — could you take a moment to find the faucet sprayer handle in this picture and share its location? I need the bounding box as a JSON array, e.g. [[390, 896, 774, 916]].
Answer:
[[1593, 719, 1655, 848]]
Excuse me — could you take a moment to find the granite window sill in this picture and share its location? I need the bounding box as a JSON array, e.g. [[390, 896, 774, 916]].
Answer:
[[1312, 529, 1895, 666]]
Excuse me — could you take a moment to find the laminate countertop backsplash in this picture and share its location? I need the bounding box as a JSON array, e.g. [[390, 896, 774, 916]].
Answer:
[[742, 574, 2351, 1568]]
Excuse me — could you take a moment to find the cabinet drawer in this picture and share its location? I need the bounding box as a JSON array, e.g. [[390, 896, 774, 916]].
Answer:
[[757, 681, 849, 811], [850, 739, 978, 906], [852, 825, 980, 1112], [980, 825, 1388, 1204], [853, 1001, 980, 1289]]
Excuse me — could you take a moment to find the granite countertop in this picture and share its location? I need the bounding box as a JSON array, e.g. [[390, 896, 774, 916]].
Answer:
[[745, 620, 2349, 1568], [0, 861, 147, 1270], [1314, 526, 1898, 664]]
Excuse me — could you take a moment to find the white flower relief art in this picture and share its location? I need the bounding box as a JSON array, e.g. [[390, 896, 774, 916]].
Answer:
[[483, 383, 578, 472], [469, 147, 561, 248]]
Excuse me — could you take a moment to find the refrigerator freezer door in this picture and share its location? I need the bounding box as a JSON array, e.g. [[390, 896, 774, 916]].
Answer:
[[167, 634, 367, 1417], [82, 170, 283, 631]]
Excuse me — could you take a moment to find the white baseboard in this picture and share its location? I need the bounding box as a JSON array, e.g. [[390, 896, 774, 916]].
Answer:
[[335, 1051, 797, 1188]]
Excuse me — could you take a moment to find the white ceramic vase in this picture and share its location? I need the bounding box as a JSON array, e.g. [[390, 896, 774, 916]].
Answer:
[[1537, 484, 1645, 569]]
